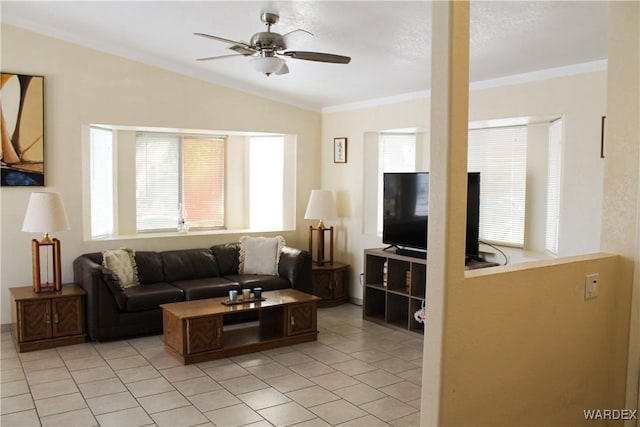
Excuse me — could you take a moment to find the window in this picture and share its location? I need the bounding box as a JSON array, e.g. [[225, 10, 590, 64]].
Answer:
[[468, 125, 527, 247], [545, 119, 563, 254], [136, 132, 225, 232], [249, 136, 284, 230], [377, 133, 417, 234], [379, 134, 416, 172], [89, 127, 114, 238], [87, 125, 295, 239]]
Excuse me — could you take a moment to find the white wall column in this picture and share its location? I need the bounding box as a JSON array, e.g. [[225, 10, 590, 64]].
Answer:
[[600, 1, 640, 420], [421, 1, 470, 424]]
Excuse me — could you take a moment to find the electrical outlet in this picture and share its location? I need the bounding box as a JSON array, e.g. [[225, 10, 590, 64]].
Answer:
[[585, 273, 599, 300]]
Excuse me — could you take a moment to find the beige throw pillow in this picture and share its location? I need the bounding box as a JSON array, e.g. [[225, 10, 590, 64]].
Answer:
[[239, 236, 285, 275], [102, 248, 139, 289]]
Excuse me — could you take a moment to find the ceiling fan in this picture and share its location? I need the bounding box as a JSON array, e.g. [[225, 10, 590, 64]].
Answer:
[[195, 12, 351, 76]]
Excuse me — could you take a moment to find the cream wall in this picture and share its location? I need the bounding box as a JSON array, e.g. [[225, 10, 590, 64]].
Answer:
[[321, 98, 432, 277], [440, 254, 629, 425], [322, 70, 606, 303], [0, 24, 322, 324]]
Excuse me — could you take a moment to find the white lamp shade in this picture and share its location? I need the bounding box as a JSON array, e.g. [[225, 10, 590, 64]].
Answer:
[[22, 192, 70, 233], [251, 56, 286, 75], [304, 190, 337, 221]]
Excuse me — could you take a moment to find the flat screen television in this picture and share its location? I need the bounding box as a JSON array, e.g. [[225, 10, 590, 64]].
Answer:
[[383, 172, 480, 260]]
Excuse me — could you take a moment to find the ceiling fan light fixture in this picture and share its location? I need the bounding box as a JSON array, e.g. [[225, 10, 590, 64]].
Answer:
[[251, 56, 285, 76], [196, 12, 350, 76]]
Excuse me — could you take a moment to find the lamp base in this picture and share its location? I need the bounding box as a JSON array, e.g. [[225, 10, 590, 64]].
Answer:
[[31, 238, 62, 293], [308, 225, 334, 266]]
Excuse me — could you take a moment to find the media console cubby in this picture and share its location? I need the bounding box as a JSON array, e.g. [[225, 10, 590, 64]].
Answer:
[[363, 248, 427, 334]]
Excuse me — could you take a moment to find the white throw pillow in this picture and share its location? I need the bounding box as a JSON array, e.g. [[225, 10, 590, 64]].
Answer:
[[102, 248, 139, 289], [239, 236, 285, 275]]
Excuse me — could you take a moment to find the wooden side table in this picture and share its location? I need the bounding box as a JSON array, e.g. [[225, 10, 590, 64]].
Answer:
[[311, 262, 349, 307], [9, 284, 86, 352]]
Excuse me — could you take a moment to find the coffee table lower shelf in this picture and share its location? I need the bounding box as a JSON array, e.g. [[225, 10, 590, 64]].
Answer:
[[160, 289, 320, 365], [164, 326, 318, 364]]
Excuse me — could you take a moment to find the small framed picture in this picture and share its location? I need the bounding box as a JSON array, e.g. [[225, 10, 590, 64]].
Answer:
[[334, 137, 347, 163]]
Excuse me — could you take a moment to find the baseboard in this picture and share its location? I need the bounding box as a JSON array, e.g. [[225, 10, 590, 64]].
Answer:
[[349, 297, 363, 306]]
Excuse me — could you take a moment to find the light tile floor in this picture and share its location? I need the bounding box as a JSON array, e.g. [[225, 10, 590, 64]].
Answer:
[[1, 303, 423, 427]]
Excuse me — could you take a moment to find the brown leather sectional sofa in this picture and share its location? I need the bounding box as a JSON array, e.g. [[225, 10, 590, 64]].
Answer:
[[73, 243, 312, 341]]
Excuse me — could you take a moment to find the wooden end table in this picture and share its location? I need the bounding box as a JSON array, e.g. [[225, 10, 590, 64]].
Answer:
[[9, 284, 86, 352], [311, 262, 349, 307], [160, 288, 320, 365]]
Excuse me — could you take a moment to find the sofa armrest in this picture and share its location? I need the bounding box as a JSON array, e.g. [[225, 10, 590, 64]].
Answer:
[[73, 255, 121, 341], [278, 246, 313, 294]]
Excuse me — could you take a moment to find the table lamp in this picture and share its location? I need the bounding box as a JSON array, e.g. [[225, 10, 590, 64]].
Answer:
[[304, 190, 337, 266], [22, 192, 70, 292]]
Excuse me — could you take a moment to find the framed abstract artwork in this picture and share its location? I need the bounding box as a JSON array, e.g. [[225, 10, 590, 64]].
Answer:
[[1, 73, 45, 186]]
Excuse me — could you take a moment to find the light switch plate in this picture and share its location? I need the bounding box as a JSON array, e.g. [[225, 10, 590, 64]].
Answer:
[[585, 273, 599, 300]]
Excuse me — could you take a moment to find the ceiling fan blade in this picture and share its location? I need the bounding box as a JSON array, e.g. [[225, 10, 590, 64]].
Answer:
[[229, 45, 257, 56], [194, 32, 253, 49], [283, 51, 351, 64], [196, 54, 246, 61], [282, 29, 313, 49], [275, 63, 289, 75]]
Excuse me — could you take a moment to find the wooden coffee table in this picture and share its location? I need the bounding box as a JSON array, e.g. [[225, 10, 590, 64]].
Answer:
[[160, 289, 320, 364]]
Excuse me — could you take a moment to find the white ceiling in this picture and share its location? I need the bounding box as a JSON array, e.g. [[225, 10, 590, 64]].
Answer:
[[1, 1, 608, 111]]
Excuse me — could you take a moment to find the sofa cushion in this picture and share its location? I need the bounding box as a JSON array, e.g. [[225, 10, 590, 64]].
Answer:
[[225, 275, 291, 292], [102, 248, 139, 289], [135, 251, 165, 284], [210, 243, 240, 276], [161, 249, 220, 282], [122, 283, 184, 312], [171, 277, 240, 301], [239, 236, 285, 275]]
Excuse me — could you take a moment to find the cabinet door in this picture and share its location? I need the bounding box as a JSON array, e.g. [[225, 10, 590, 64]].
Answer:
[[332, 269, 347, 300], [19, 299, 52, 342], [312, 270, 332, 300], [52, 297, 84, 337], [186, 316, 223, 354], [287, 303, 316, 336]]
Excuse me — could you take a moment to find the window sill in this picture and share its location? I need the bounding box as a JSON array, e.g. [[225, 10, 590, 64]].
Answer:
[[479, 243, 556, 266], [87, 227, 295, 242]]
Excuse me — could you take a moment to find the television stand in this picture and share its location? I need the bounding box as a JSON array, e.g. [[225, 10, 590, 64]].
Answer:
[[363, 248, 499, 335], [396, 248, 427, 259], [363, 248, 426, 333]]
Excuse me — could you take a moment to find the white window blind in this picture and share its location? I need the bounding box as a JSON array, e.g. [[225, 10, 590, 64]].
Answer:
[[545, 119, 563, 254], [89, 127, 114, 238], [136, 134, 180, 231], [136, 133, 225, 231], [468, 126, 527, 247], [249, 136, 284, 230], [377, 133, 416, 234]]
